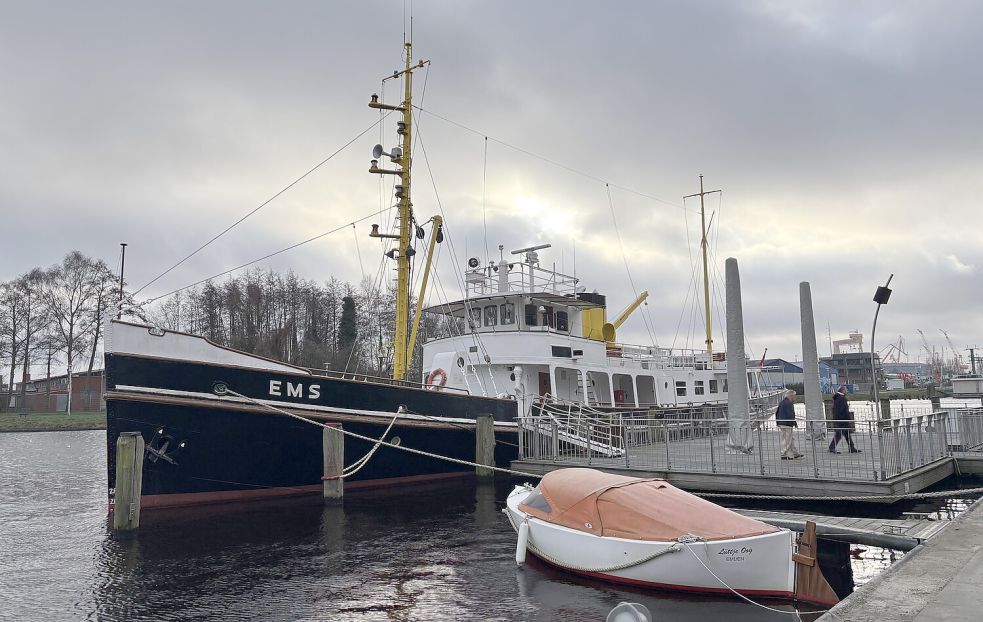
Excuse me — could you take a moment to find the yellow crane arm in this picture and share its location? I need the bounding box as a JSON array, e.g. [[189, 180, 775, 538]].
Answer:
[[602, 290, 648, 343], [406, 216, 442, 367], [611, 291, 649, 329]]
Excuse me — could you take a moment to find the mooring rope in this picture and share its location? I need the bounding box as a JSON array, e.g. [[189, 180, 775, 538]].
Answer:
[[220, 388, 542, 478], [219, 386, 983, 503]]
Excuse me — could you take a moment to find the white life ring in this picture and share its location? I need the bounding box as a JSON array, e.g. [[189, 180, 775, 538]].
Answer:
[[426, 368, 448, 389]]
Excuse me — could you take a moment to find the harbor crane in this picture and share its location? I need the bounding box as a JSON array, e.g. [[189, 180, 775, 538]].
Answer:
[[878, 336, 907, 364], [940, 329, 968, 373], [916, 329, 942, 381]]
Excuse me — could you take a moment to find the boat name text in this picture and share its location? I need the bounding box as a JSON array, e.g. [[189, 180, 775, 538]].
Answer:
[[269, 380, 321, 400]]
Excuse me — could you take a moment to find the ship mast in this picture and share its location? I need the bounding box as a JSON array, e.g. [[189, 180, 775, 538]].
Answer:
[[368, 42, 428, 380], [684, 175, 721, 363]]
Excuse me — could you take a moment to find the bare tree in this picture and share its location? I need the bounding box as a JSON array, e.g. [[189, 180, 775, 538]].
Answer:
[[39, 252, 103, 414], [0, 279, 26, 410], [17, 270, 52, 411]]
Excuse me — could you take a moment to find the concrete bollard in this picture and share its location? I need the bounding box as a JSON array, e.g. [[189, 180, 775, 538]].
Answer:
[[113, 432, 145, 532], [475, 415, 495, 478], [322, 424, 344, 504]]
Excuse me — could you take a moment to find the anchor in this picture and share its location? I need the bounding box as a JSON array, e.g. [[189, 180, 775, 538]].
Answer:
[[145, 427, 187, 465]]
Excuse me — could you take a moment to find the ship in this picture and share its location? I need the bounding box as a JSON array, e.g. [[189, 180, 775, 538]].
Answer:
[[105, 41, 779, 511]]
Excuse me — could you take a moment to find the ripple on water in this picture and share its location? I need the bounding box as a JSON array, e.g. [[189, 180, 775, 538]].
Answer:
[[5, 430, 959, 621]]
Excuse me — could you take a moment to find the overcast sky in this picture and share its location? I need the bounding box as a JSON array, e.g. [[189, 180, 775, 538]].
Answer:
[[2, 1, 981, 364]]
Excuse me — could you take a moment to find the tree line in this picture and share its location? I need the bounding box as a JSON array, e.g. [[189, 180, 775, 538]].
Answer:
[[2, 251, 451, 413], [1, 251, 119, 413]]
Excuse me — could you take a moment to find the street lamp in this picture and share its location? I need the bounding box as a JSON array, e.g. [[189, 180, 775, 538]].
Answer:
[[871, 274, 894, 418]]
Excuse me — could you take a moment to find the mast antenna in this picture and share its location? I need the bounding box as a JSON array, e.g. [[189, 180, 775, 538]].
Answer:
[[368, 42, 430, 381], [683, 175, 722, 363]]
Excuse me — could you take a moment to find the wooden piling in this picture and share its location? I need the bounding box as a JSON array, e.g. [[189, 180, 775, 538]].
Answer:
[[322, 424, 344, 504], [475, 415, 495, 479], [113, 432, 145, 532]]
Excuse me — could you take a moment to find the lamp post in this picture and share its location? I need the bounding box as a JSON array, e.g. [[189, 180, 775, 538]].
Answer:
[[871, 274, 894, 418]]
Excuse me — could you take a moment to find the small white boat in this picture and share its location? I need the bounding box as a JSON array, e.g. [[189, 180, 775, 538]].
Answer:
[[505, 468, 838, 606]]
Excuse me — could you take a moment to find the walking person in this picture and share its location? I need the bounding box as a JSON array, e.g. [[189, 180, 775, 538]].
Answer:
[[776, 389, 803, 459], [829, 385, 861, 453]]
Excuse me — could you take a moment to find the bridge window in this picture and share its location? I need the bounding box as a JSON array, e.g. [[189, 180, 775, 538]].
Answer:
[[709, 379, 719, 394], [556, 311, 569, 332], [551, 346, 572, 358], [469, 307, 481, 329], [694, 380, 705, 395], [501, 303, 515, 325], [524, 304, 538, 326], [484, 305, 498, 327], [675, 381, 687, 397]]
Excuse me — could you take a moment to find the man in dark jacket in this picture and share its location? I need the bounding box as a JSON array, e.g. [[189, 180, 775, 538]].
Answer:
[[829, 385, 860, 453], [776, 389, 803, 459]]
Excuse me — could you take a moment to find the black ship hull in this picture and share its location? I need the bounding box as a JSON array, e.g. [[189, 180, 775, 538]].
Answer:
[[105, 353, 519, 509]]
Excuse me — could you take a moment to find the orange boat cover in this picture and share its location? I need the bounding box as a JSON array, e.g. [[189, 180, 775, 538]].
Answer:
[[519, 468, 780, 542]]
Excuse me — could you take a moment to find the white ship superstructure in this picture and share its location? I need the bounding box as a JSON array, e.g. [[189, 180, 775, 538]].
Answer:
[[422, 245, 769, 417]]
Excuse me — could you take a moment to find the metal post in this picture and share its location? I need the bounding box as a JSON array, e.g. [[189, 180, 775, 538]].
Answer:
[[622, 419, 630, 468], [915, 415, 925, 466], [709, 418, 717, 473], [810, 426, 820, 478], [905, 418, 914, 470], [551, 420, 559, 460], [664, 421, 671, 471], [756, 423, 765, 475], [518, 417, 525, 458], [117, 242, 127, 319], [876, 423, 886, 481], [587, 422, 592, 466], [870, 276, 894, 414]]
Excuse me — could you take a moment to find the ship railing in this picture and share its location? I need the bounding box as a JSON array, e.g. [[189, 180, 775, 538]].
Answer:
[[518, 407, 952, 482], [464, 261, 580, 297], [305, 368, 470, 394]]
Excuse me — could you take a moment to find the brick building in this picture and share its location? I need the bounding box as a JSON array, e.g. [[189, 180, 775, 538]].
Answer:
[[3, 370, 105, 413]]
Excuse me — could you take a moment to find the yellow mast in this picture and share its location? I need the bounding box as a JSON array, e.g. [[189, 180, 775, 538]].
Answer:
[[684, 175, 721, 363], [368, 42, 427, 380]]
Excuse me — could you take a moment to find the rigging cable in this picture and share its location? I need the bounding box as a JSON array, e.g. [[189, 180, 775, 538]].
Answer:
[[416, 106, 689, 213], [412, 117, 496, 376], [144, 209, 389, 304], [133, 114, 391, 298], [482, 136, 490, 262], [606, 184, 658, 348]]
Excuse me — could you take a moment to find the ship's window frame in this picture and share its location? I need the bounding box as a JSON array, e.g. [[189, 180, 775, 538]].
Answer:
[[694, 380, 705, 395], [469, 307, 481, 328], [551, 345, 573, 358], [709, 379, 719, 394], [501, 302, 515, 325], [675, 380, 687, 397], [524, 304, 538, 326], [484, 305, 498, 327], [723, 379, 729, 393], [556, 311, 569, 332]]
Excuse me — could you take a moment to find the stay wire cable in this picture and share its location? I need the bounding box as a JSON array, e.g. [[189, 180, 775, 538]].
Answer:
[[134, 114, 390, 298]]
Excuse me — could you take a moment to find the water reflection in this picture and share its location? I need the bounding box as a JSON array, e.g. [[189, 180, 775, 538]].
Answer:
[[3, 431, 979, 621]]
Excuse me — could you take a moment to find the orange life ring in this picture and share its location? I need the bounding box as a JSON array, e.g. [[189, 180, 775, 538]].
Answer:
[[426, 368, 448, 389]]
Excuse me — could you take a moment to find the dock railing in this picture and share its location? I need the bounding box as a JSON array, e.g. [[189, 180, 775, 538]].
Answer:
[[518, 408, 952, 482], [950, 407, 983, 451]]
